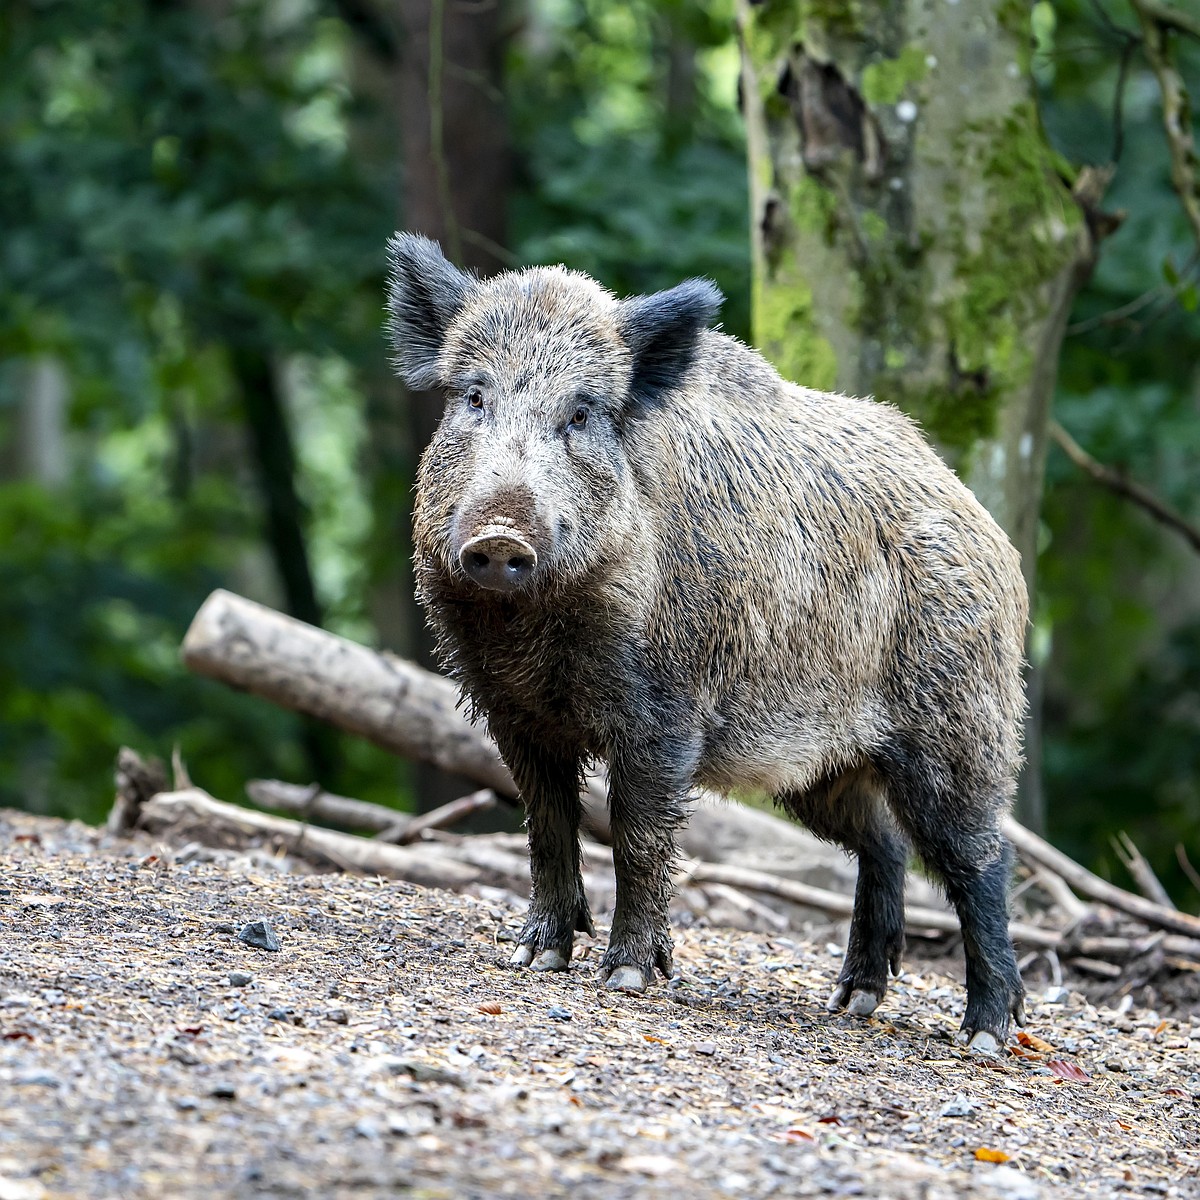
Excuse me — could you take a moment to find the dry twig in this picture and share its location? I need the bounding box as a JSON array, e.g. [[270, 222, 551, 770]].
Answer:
[[1113, 831, 1176, 909], [1049, 421, 1200, 554]]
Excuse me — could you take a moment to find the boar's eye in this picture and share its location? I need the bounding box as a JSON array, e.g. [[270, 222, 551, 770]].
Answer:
[[568, 405, 589, 431], [466, 386, 485, 411]]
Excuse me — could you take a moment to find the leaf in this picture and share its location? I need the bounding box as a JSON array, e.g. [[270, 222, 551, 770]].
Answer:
[[643, 1034, 669, 1045], [1048, 1059, 1090, 1082], [975, 1148, 1011, 1163], [2, 1031, 34, 1042], [817, 1114, 844, 1125], [1180, 284, 1198, 313], [1162, 256, 1180, 286], [477, 1002, 503, 1015], [785, 1127, 815, 1143], [1153, 1019, 1169, 1037], [1016, 1030, 1054, 1053]]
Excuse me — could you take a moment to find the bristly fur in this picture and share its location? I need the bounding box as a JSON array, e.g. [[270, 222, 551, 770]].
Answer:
[[386, 234, 1030, 1044]]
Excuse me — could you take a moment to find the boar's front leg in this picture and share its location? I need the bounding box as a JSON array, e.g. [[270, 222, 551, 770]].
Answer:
[[499, 735, 594, 971], [599, 735, 693, 993]]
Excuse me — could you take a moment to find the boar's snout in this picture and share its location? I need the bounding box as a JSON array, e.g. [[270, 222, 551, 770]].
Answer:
[[459, 528, 539, 593]]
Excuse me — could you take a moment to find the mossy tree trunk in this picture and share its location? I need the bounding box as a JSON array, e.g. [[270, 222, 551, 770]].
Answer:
[[738, 0, 1105, 830]]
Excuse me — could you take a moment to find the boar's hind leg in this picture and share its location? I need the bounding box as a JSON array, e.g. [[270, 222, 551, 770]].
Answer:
[[779, 771, 907, 1018], [500, 738, 593, 972], [878, 742, 1025, 1051], [599, 738, 693, 993]]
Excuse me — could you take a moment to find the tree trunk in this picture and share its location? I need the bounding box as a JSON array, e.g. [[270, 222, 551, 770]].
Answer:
[[229, 345, 338, 783], [395, 0, 511, 812], [738, 1, 1104, 830]]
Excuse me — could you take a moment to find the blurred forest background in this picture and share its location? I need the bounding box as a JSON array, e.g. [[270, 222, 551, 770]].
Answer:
[[1, 0, 1197, 908]]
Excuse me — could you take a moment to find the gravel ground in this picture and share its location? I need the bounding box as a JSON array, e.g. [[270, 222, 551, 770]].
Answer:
[[1, 809, 1196, 1200]]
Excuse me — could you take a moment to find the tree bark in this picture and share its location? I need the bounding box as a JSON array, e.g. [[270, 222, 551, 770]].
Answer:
[[395, 0, 511, 811], [229, 346, 339, 782], [738, 2, 1105, 829]]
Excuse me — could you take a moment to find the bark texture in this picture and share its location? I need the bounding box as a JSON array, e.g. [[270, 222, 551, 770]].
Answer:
[[395, 0, 511, 809], [739, 1, 1092, 577]]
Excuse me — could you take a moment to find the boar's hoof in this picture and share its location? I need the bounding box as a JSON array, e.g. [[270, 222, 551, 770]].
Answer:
[[509, 944, 570, 971], [509, 944, 535, 968], [530, 948, 570, 972], [826, 981, 882, 1016], [603, 965, 649, 993], [956, 1029, 1002, 1057], [459, 531, 537, 593]]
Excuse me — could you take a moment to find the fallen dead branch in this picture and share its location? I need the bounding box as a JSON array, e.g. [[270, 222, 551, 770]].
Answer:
[[137, 788, 486, 890], [1113, 830, 1176, 909], [1002, 817, 1200, 939], [386, 789, 497, 845], [245, 779, 406, 833], [243, 778, 496, 844]]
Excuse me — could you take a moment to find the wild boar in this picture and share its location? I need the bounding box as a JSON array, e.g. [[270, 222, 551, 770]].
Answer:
[[387, 233, 1028, 1051]]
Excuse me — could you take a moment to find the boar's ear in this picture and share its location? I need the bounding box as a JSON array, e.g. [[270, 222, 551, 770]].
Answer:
[[617, 278, 723, 406], [385, 233, 477, 388]]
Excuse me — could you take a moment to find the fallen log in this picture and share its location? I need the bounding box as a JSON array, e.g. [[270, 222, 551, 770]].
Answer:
[[183, 590, 611, 839], [138, 788, 484, 891]]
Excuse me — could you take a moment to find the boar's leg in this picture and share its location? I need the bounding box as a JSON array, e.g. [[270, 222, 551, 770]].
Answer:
[[878, 743, 1025, 1051], [500, 737, 594, 971], [778, 771, 907, 1017], [599, 738, 693, 993]]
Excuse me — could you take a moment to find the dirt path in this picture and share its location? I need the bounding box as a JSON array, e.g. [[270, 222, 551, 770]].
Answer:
[[0, 810, 1195, 1199]]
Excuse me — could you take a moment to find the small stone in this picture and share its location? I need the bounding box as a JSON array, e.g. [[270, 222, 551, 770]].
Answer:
[[15, 1072, 60, 1088], [228, 971, 253, 987], [268, 1007, 294, 1023], [209, 1082, 237, 1100], [1042, 986, 1070, 1005], [175, 1097, 199, 1111], [694, 1042, 717, 1057], [547, 1006, 572, 1022], [1105, 1057, 1126, 1072], [939, 1092, 974, 1117], [238, 920, 280, 952], [379, 1057, 465, 1087], [327, 1008, 349, 1024]]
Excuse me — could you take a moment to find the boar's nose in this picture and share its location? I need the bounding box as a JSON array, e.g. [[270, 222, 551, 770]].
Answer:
[[459, 529, 538, 593]]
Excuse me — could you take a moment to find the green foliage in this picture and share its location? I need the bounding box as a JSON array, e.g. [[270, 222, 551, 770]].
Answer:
[[1037, 0, 1200, 905], [507, 0, 751, 340], [0, 0, 403, 819]]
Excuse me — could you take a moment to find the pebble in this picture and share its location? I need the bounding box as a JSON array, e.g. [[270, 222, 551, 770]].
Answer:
[[14, 1072, 60, 1088], [209, 1082, 237, 1100], [326, 1008, 349, 1024], [1042, 986, 1070, 1004], [238, 920, 280, 952], [939, 1092, 974, 1117], [694, 1042, 717, 1057], [228, 971, 253, 987], [547, 1006, 572, 1022], [1105, 1057, 1126, 1072]]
